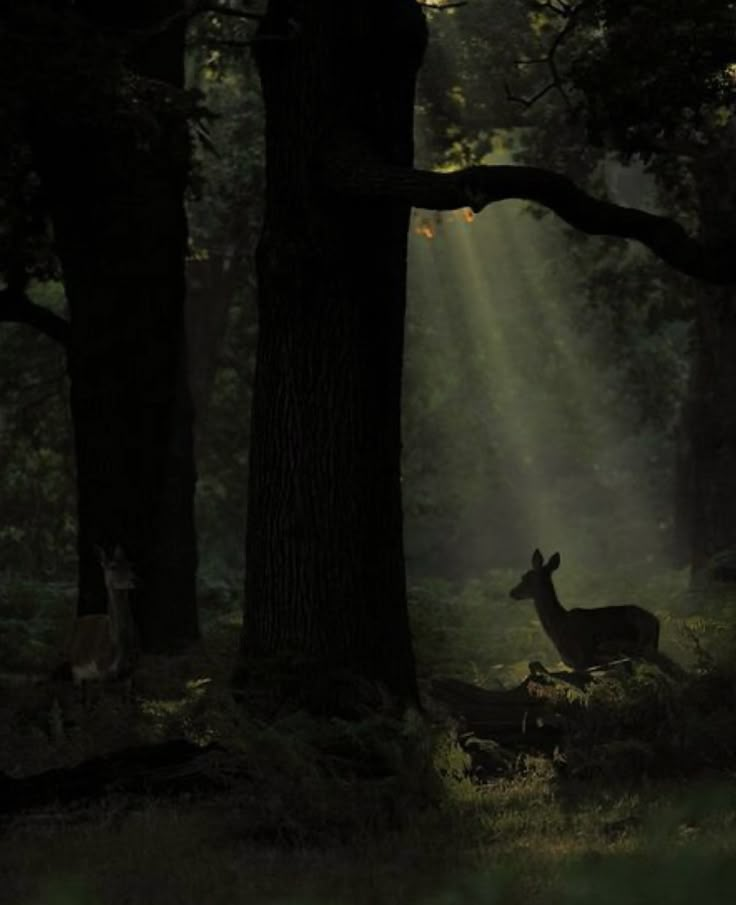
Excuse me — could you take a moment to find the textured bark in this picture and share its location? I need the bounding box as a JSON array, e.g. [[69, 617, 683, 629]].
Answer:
[[32, 0, 198, 648], [687, 291, 736, 575], [683, 144, 736, 579], [236, 1, 427, 708]]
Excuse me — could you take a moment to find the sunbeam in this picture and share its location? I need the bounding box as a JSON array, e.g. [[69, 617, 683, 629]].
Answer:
[[405, 170, 674, 578]]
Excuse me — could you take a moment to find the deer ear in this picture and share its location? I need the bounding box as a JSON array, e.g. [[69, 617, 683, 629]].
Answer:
[[112, 544, 127, 561], [547, 552, 561, 572], [532, 549, 543, 569], [94, 545, 107, 564]]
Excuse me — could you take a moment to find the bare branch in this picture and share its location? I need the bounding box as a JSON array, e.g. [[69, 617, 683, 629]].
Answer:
[[0, 288, 70, 349], [506, 0, 593, 110], [505, 79, 557, 108]]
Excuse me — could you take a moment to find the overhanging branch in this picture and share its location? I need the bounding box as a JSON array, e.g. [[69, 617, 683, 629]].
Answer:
[[0, 288, 70, 349], [327, 157, 735, 285]]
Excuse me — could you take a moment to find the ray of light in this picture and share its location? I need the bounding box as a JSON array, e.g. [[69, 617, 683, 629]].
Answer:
[[406, 191, 673, 575]]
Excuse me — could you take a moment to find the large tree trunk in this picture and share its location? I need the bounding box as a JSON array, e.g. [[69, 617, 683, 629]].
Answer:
[[235, 2, 427, 709], [32, 1, 198, 648], [687, 290, 736, 577], [685, 141, 736, 581]]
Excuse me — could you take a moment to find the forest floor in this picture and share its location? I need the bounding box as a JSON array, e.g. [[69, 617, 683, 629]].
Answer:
[[1, 567, 735, 905], [2, 762, 736, 905]]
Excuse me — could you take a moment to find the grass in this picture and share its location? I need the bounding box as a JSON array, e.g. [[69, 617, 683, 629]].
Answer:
[[1, 568, 736, 903], [3, 768, 736, 904]]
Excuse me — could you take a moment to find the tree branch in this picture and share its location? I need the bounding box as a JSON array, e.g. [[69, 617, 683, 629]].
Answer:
[[0, 288, 70, 349], [505, 79, 557, 109], [505, 0, 593, 110], [326, 158, 736, 285]]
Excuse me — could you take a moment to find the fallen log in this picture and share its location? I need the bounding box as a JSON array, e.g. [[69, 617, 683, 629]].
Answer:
[[430, 659, 646, 759], [430, 673, 567, 752], [0, 739, 234, 817]]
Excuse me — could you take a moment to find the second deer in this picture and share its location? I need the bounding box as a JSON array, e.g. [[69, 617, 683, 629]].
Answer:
[[67, 545, 139, 701], [510, 549, 660, 671]]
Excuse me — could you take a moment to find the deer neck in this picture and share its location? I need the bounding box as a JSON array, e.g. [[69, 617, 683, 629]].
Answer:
[[532, 580, 567, 636], [106, 588, 131, 646]]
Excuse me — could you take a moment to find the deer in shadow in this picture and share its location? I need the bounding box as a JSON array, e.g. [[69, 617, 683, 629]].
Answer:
[[510, 549, 663, 672], [65, 545, 139, 703]]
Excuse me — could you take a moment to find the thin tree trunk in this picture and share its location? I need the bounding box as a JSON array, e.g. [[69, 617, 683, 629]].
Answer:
[[235, 2, 427, 710]]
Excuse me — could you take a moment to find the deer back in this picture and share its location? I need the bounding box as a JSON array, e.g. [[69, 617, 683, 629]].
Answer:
[[565, 604, 660, 667]]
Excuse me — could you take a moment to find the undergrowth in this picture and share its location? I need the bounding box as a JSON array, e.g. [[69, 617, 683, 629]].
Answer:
[[1, 568, 736, 903]]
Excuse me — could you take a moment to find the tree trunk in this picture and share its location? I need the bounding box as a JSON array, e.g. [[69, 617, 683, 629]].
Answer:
[[672, 388, 694, 568], [235, 2, 427, 709], [686, 141, 736, 580], [33, 0, 199, 648], [687, 290, 736, 577]]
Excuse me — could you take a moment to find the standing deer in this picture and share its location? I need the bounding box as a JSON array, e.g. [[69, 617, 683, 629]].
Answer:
[[510, 549, 660, 671], [67, 545, 138, 700]]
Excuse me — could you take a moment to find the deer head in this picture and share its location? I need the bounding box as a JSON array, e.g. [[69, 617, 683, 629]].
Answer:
[[94, 545, 136, 593], [509, 549, 560, 600]]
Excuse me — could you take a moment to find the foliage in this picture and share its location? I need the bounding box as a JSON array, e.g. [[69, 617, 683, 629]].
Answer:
[[186, 32, 264, 581], [1, 568, 736, 902], [0, 16, 264, 581], [194, 297, 255, 581], [0, 283, 74, 576], [567, 0, 736, 157], [562, 662, 736, 778], [0, 4, 210, 291]]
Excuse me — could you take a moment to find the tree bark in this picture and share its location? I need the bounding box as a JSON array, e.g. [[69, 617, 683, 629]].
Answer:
[[236, 1, 427, 709], [687, 290, 736, 577], [683, 140, 736, 580], [31, 0, 199, 648]]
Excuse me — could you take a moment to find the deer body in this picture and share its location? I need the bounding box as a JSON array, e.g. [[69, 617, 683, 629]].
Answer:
[[68, 546, 138, 691], [510, 550, 659, 670]]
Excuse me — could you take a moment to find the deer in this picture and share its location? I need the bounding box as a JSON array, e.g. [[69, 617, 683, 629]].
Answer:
[[66, 545, 139, 703], [509, 549, 661, 672]]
